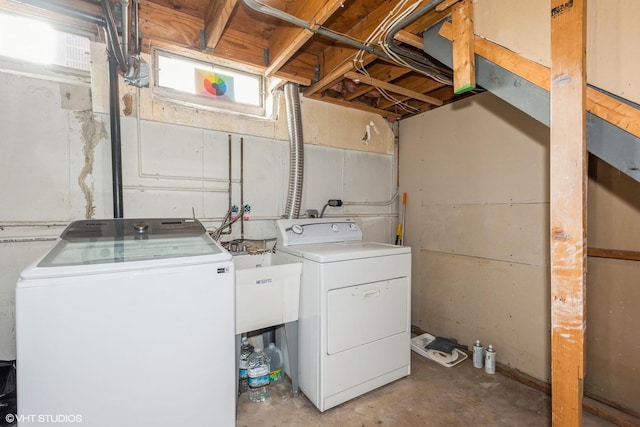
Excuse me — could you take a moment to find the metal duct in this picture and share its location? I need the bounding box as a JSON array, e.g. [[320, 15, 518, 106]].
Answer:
[[283, 83, 304, 219]]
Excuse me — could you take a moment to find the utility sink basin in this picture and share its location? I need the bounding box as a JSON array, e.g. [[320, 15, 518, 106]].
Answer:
[[233, 253, 302, 334]]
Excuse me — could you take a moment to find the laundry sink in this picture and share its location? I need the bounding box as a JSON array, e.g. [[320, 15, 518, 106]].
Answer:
[[233, 253, 302, 334]]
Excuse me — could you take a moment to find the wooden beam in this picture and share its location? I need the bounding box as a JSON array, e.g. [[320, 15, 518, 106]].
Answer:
[[450, 0, 475, 94], [439, 22, 640, 140], [587, 248, 640, 262], [435, 0, 463, 13], [265, 29, 314, 76], [586, 89, 640, 140], [394, 30, 424, 50], [439, 22, 549, 90], [305, 53, 377, 97], [344, 71, 443, 106], [265, 0, 345, 77], [204, 0, 238, 51], [378, 80, 447, 110], [308, 94, 402, 119], [317, 1, 420, 85], [140, 0, 317, 81], [345, 65, 412, 101], [550, 0, 587, 425], [304, 61, 355, 97], [402, 7, 449, 35]]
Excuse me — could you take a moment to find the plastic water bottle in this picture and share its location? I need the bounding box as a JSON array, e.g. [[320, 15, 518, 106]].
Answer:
[[238, 337, 254, 394], [472, 339, 483, 369], [247, 348, 271, 402], [264, 342, 284, 385]]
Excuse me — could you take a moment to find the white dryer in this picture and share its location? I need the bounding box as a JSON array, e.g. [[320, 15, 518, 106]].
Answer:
[[16, 218, 235, 427], [276, 217, 411, 412]]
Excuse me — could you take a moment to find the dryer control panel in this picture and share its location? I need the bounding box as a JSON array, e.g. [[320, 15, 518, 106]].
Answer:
[[276, 217, 363, 246]]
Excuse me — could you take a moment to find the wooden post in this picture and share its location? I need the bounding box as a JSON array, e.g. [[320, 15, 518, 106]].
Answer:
[[550, 0, 587, 425], [451, 0, 475, 94]]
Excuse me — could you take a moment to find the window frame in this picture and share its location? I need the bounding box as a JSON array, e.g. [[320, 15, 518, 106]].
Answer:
[[152, 48, 266, 117], [0, 10, 94, 84]]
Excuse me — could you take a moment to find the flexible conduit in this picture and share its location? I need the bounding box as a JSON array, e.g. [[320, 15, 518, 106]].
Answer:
[[283, 83, 304, 219], [384, 0, 449, 75]]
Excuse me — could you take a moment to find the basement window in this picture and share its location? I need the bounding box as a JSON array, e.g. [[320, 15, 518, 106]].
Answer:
[[0, 12, 92, 81], [154, 50, 264, 116]]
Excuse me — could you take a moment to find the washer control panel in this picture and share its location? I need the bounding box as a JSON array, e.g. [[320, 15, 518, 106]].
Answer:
[[276, 217, 362, 246]]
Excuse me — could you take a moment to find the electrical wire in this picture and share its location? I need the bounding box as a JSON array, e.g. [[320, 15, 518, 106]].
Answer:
[[244, 0, 452, 114], [350, 0, 444, 114], [319, 203, 330, 218], [348, 0, 455, 114]]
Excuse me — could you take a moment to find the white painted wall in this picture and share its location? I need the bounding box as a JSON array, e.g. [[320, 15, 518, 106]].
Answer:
[[0, 44, 397, 360]]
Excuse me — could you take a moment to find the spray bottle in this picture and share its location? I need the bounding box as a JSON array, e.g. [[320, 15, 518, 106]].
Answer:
[[472, 340, 483, 369], [485, 345, 496, 374]]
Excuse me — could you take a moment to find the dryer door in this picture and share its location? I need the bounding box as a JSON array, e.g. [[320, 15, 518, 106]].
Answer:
[[327, 277, 408, 354]]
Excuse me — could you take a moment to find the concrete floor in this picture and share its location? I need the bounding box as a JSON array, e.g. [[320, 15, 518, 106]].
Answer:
[[237, 351, 615, 426]]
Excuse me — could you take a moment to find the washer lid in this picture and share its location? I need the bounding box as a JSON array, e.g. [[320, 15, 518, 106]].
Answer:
[[277, 241, 410, 263], [60, 218, 205, 240], [35, 218, 227, 269]]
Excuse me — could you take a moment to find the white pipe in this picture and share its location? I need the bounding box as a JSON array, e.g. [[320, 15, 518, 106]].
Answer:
[[0, 237, 57, 244], [342, 192, 399, 206], [122, 185, 228, 193], [120, 0, 130, 57]]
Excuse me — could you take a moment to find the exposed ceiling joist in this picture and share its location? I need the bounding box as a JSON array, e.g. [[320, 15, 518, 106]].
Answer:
[[394, 30, 424, 49], [317, 1, 420, 85], [345, 65, 412, 101], [264, 0, 346, 77], [204, 0, 238, 51], [305, 55, 371, 97], [344, 71, 443, 106], [310, 94, 402, 119], [8, 0, 476, 120], [435, 0, 463, 13], [378, 77, 447, 109]]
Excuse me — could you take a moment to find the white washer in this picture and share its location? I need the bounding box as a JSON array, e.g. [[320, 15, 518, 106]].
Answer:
[[16, 218, 235, 427], [276, 217, 411, 412]]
